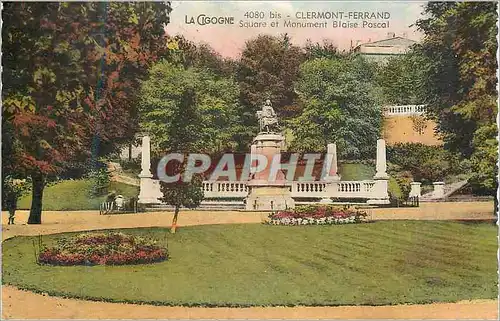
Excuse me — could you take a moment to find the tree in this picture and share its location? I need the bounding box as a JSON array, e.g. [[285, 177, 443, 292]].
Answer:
[[138, 61, 242, 155], [415, 2, 497, 195], [2, 2, 172, 223], [289, 56, 382, 158], [143, 87, 209, 233], [304, 39, 345, 60], [375, 51, 427, 105], [169, 35, 236, 77], [387, 143, 459, 183], [159, 173, 204, 234], [469, 124, 497, 195], [236, 34, 305, 147]]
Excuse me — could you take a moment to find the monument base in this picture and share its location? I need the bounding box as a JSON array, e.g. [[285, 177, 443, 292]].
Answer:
[[138, 176, 163, 204], [246, 185, 294, 211]]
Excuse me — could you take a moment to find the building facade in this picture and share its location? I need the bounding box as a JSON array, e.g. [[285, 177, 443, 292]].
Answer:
[[352, 33, 417, 63]]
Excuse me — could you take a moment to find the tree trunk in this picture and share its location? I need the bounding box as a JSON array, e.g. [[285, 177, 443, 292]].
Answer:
[[494, 194, 498, 216], [170, 206, 179, 233], [28, 172, 45, 224]]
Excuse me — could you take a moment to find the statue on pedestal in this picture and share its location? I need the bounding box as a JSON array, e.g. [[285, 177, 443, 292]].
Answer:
[[256, 99, 280, 133]]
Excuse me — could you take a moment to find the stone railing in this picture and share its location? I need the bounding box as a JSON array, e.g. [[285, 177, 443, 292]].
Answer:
[[383, 105, 426, 116], [291, 181, 328, 198], [199, 180, 377, 199], [337, 181, 375, 198], [138, 134, 390, 207], [202, 181, 248, 198]]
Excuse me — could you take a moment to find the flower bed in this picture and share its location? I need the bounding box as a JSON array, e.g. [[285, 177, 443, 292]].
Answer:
[[38, 232, 168, 266], [266, 205, 368, 226]]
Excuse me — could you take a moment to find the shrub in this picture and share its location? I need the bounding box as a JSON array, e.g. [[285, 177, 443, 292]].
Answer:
[[387, 164, 413, 204], [120, 158, 141, 173], [387, 143, 456, 183], [38, 232, 168, 266], [266, 205, 368, 226], [88, 167, 111, 197]]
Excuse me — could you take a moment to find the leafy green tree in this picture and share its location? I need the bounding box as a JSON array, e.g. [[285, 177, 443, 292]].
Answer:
[[289, 56, 382, 158], [169, 35, 236, 77], [304, 39, 345, 60], [143, 87, 208, 233], [469, 124, 497, 195], [236, 34, 305, 147], [415, 2, 497, 196], [387, 143, 457, 183], [159, 173, 204, 234], [375, 51, 427, 105], [138, 61, 242, 155]]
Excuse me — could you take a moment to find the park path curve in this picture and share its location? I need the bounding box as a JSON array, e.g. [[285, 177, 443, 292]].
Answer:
[[2, 286, 497, 320], [2, 202, 497, 319]]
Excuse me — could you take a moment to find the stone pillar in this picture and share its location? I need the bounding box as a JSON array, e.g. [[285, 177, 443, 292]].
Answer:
[[323, 143, 340, 182], [374, 139, 388, 179], [368, 139, 390, 205], [138, 135, 161, 204], [409, 182, 422, 197], [433, 181, 445, 199], [140, 135, 152, 178]]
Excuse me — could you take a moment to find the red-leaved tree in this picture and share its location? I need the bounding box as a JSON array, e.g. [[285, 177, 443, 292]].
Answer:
[[2, 2, 172, 223]]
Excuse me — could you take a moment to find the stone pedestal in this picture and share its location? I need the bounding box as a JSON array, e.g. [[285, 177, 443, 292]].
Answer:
[[409, 182, 422, 197], [433, 181, 445, 199], [367, 179, 390, 205], [138, 177, 163, 204], [368, 139, 390, 205], [245, 133, 294, 211], [138, 135, 162, 204], [246, 185, 294, 211]]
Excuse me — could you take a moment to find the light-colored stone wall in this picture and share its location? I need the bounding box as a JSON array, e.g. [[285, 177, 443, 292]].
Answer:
[[383, 115, 442, 146], [359, 46, 409, 55]]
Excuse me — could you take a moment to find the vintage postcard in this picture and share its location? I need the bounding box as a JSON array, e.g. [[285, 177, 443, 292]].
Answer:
[[2, 1, 498, 319]]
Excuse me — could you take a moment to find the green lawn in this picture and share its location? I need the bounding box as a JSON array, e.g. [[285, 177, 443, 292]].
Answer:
[[3, 221, 497, 307], [17, 179, 139, 211], [338, 163, 375, 180]]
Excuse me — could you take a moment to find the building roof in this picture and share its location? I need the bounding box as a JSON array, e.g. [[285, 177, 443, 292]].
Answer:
[[359, 36, 417, 48], [352, 36, 418, 61]]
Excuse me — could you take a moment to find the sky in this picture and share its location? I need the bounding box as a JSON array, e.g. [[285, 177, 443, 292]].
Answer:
[[165, 1, 427, 58]]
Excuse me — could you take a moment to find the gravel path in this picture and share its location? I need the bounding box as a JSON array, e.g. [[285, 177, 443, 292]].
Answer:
[[2, 202, 497, 319], [2, 286, 497, 320]]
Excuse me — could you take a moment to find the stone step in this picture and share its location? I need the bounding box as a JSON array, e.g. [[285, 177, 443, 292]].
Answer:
[[420, 180, 469, 201]]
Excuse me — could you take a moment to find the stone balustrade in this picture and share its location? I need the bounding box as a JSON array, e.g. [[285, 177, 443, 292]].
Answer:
[[138, 134, 391, 207], [203, 181, 248, 198], [203, 180, 377, 200], [383, 105, 426, 116], [147, 179, 378, 201], [291, 182, 328, 198], [337, 181, 375, 198]]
